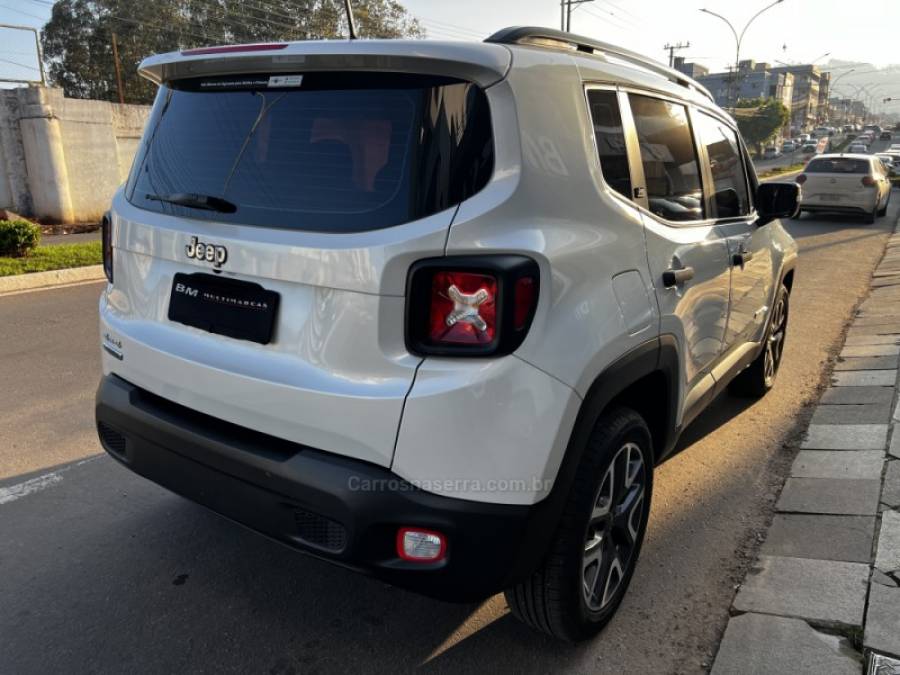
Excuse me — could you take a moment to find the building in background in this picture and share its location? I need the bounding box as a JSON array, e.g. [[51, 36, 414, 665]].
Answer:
[[817, 72, 831, 123], [672, 57, 709, 80], [769, 64, 824, 132]]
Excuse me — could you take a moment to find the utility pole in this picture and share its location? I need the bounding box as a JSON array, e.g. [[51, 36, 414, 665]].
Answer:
[[111, 32, 125, 105], [663, 41, 691, 68], [561, 0, 595, 32]]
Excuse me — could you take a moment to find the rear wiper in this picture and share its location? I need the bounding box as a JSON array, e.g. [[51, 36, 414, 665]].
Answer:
[[145, 192, 237, 214]]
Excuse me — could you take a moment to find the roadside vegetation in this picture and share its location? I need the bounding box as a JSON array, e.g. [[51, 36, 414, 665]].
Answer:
[[0, 242, 102, 277], [757, 163, 806, 179]]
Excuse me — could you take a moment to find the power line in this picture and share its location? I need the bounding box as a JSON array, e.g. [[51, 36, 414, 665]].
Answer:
[[0, 57, 39, 71]]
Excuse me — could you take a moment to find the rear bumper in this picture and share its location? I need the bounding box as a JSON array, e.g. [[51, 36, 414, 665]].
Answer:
[[95, 374, 549, 601]]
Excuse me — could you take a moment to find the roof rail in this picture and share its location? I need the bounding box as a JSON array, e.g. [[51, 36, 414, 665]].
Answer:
[[485, 26, 715, 103]]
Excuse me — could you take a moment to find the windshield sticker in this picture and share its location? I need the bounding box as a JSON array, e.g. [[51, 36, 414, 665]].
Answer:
[[268, 75, 303, 88]]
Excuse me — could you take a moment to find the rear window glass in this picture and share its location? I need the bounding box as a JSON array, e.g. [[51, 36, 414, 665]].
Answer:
[[806, 158, 870, 173], [586, 89, 632, 200], [127, 73, 494, 232]]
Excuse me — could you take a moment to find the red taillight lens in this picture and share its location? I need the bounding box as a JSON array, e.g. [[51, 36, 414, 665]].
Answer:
[[514, 276, 537, 330], [428, 272, 497, 345], [101, 212, 113, 283], [795, 174, 807, 185], [862, 175, 876, 187], [407, 256, 540, 357]]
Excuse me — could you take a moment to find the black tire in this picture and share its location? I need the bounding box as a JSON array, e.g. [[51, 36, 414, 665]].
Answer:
[[729, 284, 790, 398], [878, 193, 890, 217], [865, 208, 877, 224], [504, 407, 653, 642], [790, 209, 802, 220]]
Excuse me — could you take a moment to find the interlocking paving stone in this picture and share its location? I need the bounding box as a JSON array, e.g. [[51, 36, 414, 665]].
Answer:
[[760, 515, 875, 563], [891, 432, 900, 460], [831, 370, 897, 387], [864, 584, 900, 657], [811, 404, 892, 424], [791, 450, 884, 480], [733, 556, 868, 626], [711, 613, 860, 675], [834, 355, 900, 371], [841, 345, 900, 358], [777, 478, 881, 515], [801, 424, 888, 450], [875, 510, 900, 573], [844, 335, 900, 346], [821, 387, 894, 405], [883, 461, 900, 508]]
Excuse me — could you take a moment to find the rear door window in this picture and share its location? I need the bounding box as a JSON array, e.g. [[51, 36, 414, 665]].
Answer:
[[586, 89, 632, 200], [628, 94, 704, 222], [693, 112, 751, 219], [127, 73, 494, 233]]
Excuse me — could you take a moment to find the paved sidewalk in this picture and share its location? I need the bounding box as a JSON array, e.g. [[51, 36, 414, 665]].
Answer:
[[712, 228, 900, 675]]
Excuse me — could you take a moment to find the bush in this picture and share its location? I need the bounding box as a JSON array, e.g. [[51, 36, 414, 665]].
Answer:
[[0, 219, 41, 257]]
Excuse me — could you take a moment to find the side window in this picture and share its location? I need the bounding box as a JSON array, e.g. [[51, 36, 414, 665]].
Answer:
[[694, 112, 751, 219], [586, 89, 633, 200], [628, 93, 704, 222]]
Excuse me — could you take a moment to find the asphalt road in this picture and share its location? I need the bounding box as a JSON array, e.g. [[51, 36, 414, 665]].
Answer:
[[2, 196, 898, 673]]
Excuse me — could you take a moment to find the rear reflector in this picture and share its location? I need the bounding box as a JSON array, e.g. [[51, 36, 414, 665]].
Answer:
[[181, 43, 288, 56], [397, 528, 447, 562], [862, 175, 877, 187], [795, 174, 807, 185]]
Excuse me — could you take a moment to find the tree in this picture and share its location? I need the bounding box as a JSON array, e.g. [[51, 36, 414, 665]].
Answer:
[[41, 0, 425, 104], [732, 97, 791, 155]]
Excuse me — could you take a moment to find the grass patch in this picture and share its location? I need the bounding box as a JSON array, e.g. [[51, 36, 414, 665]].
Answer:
[[0, 241, 102, 277], [758, 163, 805, 179]]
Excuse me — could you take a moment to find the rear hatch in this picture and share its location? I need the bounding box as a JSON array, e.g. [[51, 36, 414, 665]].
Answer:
[[800, 156, 872, 204], [102, 42, 509, 467]]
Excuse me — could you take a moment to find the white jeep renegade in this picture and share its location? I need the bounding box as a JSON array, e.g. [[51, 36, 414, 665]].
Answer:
[[95, 27, 799, 641]]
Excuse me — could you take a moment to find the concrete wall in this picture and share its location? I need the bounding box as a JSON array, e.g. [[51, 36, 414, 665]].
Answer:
[[0, 86, 149, 223]]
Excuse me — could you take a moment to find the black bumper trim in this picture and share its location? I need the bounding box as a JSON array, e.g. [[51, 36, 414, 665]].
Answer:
[[95, 374, 546, 601]]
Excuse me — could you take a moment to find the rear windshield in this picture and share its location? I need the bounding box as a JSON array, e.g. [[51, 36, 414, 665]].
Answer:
[[806, 158, 870, 173], [126, 72, 494, 233]]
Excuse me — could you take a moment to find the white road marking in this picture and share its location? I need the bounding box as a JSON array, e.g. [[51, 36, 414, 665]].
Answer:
[[0, 456, 100, 505]]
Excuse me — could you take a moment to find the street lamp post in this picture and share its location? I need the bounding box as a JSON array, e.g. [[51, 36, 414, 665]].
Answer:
[[699, 0, 785, 109], [829, 70, 855, 124]]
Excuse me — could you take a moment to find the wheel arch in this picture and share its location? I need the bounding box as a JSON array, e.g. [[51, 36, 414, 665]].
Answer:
[[505, 335, 681, 586]]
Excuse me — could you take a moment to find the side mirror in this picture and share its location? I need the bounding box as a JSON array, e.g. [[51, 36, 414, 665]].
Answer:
[[756, 182, 799, 226]]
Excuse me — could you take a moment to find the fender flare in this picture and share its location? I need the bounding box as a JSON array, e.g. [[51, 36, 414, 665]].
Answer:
[[505, 335, 681, 585]]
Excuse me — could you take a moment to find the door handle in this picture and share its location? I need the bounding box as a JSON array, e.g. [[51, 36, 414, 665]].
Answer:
[[663, 266, 695, 288], [732, 251, 754, 268]]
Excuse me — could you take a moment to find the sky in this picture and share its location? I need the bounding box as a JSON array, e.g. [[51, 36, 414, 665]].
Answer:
[[2, 0, 900, 106]]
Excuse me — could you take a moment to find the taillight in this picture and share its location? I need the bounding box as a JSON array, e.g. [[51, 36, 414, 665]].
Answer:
[[428, 272, 497, 345], [795, 174, 807, 185], [101, 211, 113, 283], [862, 175, 877, 187], [407, 256, 539, 357]]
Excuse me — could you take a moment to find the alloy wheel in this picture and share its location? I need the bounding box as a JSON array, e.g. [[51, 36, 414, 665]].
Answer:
[[764, 293, 788, 386], [582, 442, 647, 612]]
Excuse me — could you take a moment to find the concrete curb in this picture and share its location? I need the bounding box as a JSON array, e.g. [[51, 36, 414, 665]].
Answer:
[[712, 212, 900, 674], [0, 265, 105, 295]]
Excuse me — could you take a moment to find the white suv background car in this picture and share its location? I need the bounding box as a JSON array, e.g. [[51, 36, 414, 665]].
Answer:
[[95, 27, 799, 641]]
